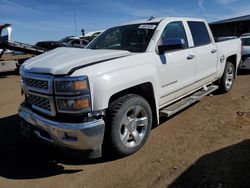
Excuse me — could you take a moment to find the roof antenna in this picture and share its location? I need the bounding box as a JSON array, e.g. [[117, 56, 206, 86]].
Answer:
[[147, 16, 155, 21]]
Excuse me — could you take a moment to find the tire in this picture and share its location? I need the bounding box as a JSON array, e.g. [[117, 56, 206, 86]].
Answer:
[[105, 94, 152, 156], [218, 62, 235, 93]]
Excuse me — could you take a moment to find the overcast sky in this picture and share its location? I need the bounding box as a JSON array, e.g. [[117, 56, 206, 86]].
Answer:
[[0, 0, 249, 43]]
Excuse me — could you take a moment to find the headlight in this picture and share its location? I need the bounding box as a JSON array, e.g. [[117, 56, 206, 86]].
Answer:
[[54, 76, 89, 95], [56, 96, 91, 113], [55, 76, 91, 113]]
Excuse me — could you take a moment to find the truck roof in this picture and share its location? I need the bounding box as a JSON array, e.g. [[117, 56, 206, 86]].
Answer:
[[123, 17, 206, 26]]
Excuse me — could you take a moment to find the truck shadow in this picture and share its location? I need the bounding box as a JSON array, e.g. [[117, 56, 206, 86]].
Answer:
[[0, 71, 18, 78], [0, 114, 126, 179], [238, 69, 250, 75], [0, 115, 85, 179], [0, 108, 199, 180], [168, 139, 250, 188]]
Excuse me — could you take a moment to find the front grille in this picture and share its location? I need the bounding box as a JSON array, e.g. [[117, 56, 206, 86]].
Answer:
[[23, 77, 48, 90], [21, 72, 55, 116], [27, 94, 51, 112]]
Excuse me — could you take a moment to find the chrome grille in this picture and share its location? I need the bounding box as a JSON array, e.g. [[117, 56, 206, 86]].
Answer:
[[23, 77, 48, 90], [21, 72, 55, 116], [27, 94, 51, 111], [21, 72, 53, 94]]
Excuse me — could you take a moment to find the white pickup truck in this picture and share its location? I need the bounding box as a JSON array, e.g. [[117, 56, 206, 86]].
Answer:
[[18, 17, 241, 158]]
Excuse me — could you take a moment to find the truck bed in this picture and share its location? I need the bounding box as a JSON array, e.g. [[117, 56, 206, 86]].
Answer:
[[216, 38, 241, 60]]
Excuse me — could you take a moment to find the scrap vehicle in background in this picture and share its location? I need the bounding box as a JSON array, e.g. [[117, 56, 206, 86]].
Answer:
[[82, 30, 103, 42], [0, 23, 46, 73], [240, 33, 250, 69], [0, 52, 34, 73], [36, 30, 103, 50], [36, 36, 89, 50]]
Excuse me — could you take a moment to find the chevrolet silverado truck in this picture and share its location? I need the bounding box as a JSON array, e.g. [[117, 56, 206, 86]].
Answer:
[[18, 17, 241, 158]]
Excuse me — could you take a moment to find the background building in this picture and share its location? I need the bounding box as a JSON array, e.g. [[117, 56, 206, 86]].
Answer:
[[209, 15, 250, 37]]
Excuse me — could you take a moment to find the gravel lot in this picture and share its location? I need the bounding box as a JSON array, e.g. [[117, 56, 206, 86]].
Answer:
[[0, 70, 250, 188]]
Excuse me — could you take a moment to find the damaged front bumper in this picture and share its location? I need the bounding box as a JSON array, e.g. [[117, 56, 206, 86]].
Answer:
[[18, 103, 105, 158]]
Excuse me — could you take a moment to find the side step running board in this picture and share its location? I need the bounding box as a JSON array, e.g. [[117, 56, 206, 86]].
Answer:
[[160, 85, 218, 117]]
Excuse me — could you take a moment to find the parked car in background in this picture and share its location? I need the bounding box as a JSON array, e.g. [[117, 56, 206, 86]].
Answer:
[[67, 38, 89, 48], [215, 36, 237, 42], [36, 36, 89, 50], [240, 33, 250, 69], [241, 33, 250, 37], [82, 30, 103, 42]]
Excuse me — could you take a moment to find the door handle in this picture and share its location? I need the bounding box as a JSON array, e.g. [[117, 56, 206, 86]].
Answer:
[[211, 49, 217, 53], [187, 55, 195, 60]]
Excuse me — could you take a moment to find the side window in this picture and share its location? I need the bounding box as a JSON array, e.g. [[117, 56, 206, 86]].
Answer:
[[188, 21, 211, 46], [160, 21, 189, 51]]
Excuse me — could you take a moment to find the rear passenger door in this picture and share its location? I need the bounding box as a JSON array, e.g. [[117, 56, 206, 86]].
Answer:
[[187, 21, 217, 85]]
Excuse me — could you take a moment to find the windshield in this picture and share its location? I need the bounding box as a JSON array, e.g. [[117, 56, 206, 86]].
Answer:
[[242, 38, 250, 46], [87, 23, 158, 52]]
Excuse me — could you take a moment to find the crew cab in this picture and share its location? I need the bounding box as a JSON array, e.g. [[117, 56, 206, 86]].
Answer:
[[18, 17, 241, 158]]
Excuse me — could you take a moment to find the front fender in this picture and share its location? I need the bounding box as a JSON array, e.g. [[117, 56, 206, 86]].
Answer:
[[91, 63, 159, 111]]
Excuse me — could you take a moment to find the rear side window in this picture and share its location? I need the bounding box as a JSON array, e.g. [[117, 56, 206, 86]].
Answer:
[[188, 21, 211, 46]]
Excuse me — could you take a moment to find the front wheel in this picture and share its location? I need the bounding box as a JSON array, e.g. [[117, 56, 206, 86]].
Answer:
[[105, 94, 152, 156], [218, 62, 235, 93]]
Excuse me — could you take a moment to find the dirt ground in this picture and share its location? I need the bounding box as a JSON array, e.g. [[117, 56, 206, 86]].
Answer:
[[0, 70, 250, 188]]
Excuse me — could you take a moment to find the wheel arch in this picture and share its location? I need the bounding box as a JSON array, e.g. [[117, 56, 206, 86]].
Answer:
[[108, 82, 158, 127], [226, 54, 237, 77]]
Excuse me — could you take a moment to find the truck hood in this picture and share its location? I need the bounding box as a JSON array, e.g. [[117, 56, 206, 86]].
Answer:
[[21, 47, 132, 75]]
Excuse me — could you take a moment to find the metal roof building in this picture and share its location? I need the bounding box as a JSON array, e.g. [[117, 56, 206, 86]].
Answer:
[[209, 15, 250, 37]]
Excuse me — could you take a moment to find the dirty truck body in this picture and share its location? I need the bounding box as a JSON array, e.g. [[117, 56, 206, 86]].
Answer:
[[18, 17, 241, 158]]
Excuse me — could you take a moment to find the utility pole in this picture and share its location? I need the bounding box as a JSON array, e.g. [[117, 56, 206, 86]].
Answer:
[[74, 10, 77, 36]]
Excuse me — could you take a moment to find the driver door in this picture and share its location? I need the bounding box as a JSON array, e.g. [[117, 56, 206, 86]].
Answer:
[[155, 21, 196, 106]]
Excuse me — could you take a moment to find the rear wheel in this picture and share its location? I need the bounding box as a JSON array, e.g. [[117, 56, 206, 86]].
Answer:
[[218, 62, 235, 93], [106, 94, 152, 156]]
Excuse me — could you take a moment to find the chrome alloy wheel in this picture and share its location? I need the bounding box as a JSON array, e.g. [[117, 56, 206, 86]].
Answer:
[[119, 105, 149, 148], [225, 66, 234, 90]]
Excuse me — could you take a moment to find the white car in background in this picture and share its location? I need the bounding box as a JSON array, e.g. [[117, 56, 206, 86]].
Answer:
[[240, 33, 250, 69], [82, 30, 104, 42]]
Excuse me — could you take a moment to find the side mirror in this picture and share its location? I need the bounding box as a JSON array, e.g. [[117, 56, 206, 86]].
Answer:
[[158, 38, 185, 54]]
